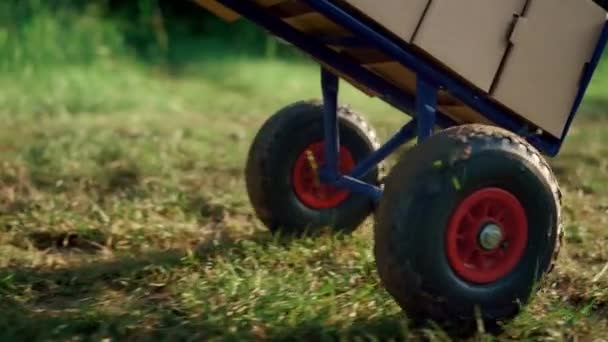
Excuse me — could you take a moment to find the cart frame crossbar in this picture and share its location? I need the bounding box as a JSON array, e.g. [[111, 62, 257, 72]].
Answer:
[[218, 0, 608, 202]]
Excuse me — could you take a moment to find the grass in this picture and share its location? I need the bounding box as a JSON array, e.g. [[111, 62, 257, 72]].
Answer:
[[0, 56, 607, 341], [2, 7, 608, 338], [0, 57, 417, 341]]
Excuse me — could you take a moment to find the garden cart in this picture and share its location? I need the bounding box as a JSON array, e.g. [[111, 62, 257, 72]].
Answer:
[[195, 0, 608, 336]]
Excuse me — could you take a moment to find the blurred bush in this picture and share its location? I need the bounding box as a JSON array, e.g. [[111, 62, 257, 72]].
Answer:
[[0, 0, 300, 72]]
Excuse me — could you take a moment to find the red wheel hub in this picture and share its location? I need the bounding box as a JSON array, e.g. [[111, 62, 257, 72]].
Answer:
[[446, 188, 528, 284], [292, 142, 356, 209]]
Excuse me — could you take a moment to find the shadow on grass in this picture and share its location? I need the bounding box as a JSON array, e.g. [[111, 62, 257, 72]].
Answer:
[[550, 151, 602, 178], [0, 235, 423, 341], [0, 307, 414, 341], [549, 150, 608, 195], [579, 100, 608, 119]]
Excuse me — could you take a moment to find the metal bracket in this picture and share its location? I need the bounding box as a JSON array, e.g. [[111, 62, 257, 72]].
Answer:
[[416, 77, 438, 142], [320, 68, 386, 203], [321, 68, 340, 183]]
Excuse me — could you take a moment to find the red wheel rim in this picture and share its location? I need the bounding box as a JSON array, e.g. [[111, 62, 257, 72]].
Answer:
[[292, 142, 356, 209], [446, 188, 528, 284]]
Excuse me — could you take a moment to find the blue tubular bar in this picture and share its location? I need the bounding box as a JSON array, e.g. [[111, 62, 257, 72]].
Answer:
[[321, 68, 340, 182], [416, 77, 438, 142], [301, 0, 564, 156], [335, 176, 383, 202], [349, 119, 417, 179]]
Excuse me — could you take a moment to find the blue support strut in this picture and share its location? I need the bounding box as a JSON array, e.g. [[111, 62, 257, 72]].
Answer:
[[321, 68, 340, 182], [321, 68, 385, 203], [416, 77, 438, 142], [349, 119, 417, 179], [336, 176, 383, 202]]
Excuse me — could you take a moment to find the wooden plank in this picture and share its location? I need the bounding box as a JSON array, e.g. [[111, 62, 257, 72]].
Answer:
[[364, 61, 464, 105], [305, 53, 492, 125], [318, 63, 379, 97], [365, 62, 417, 96], [284, 12, 350, 36], [194, 0, 286, 22], [340, 48, 392, 65], [439, 105, 494, 125], [363, 61, 493, 124], [194, 0, 241, 22], [269, 1, 314, 19]]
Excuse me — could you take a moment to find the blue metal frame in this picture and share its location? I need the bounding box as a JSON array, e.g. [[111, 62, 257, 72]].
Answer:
[[319, 68, 440, 202], [217, 0, 608, 202], [321, 68, 341, 183], [320, 69, 387, 201], [415, 77, 438, 142], [349, 120, 417, 180]]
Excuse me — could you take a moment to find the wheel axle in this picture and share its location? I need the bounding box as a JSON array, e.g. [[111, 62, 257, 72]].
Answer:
[[479, 223, 504, 251]]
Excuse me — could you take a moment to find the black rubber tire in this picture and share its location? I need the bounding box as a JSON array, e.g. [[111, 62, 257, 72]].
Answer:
[[374, 124, 562, 337], [245, 100, 382, 235]]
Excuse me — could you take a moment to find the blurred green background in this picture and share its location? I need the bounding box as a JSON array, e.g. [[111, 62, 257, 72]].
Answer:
[[3, 0, 608, 118], [0, 0, 298, 68], [0, 0, 322, 118]]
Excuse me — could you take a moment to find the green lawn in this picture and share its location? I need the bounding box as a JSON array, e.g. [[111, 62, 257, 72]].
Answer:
[[1, 56, 607, 341]]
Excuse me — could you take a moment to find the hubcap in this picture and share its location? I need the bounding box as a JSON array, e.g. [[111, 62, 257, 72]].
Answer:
[[446, 188, 528, 284], [479, 223, 503, 250], [292, 142, 356, 209]]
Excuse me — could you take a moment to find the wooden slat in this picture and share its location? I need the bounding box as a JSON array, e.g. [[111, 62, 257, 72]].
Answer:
[[284, 12, 350, 36], [363, 62, 464, 104], [339, 48, 392, 65], [364, 62, 418, 96], [362, 61, 493, 125], [439, 105, 494, 125], [194, 0, 287, 21], [269, 1, 314, 19], [194, 0, 241, 22], [321, 63, 379, 97]]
